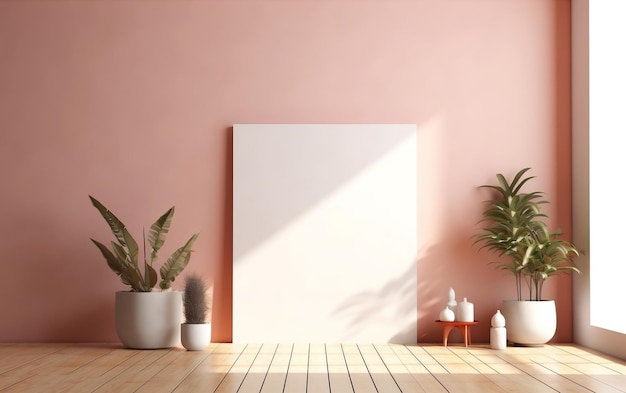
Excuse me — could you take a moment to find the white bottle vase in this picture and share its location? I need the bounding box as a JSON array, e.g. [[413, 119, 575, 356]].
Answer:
[[456, 297, 474, 322]]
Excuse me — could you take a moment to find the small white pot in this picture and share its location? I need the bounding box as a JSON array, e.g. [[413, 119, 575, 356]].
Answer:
[[181, 323, 211, 351], [501, 299, 556, 346], [115, 291, 182, 349]]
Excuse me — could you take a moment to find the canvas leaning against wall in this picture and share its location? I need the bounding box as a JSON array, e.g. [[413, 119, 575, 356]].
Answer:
[[232, 124, 417, 344]]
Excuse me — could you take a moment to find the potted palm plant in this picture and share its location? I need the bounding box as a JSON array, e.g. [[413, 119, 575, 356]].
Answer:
[[181, 274, 211, 351], [474, 168, 581, 345], [89, 196, 199, 349]]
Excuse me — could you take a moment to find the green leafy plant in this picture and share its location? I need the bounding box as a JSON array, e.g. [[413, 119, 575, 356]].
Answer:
[[89, 195, 199, 292], [474, 168, 581, 301], [183, 274, 209, 324]]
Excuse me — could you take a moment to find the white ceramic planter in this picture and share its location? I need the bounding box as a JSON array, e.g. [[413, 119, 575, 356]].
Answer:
[[115, 291, 182, 349], [181, 323, 211, 351], [501, 299, 556, 346]]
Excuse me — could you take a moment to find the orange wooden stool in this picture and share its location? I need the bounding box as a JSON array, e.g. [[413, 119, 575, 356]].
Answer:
[[435, 320, 479, 347]]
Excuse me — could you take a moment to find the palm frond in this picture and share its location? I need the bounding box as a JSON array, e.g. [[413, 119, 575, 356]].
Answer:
[[474, 168, 582, 300]]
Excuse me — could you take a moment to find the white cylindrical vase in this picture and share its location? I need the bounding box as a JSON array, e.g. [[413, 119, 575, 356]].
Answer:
[[490, 327, 507, 349], [456, 297, 474, 322]]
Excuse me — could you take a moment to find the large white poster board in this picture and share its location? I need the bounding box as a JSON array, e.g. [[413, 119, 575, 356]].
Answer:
[[233, 124, 417, 343]]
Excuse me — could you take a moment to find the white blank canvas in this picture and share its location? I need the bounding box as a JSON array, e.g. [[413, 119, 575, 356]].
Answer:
[[233, 124, 417, 343]]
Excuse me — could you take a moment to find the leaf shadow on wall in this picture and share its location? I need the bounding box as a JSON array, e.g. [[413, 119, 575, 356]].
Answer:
[[416, 235, 501, 345], [331, 260, 417, 344], [416, 243, 462, 344]]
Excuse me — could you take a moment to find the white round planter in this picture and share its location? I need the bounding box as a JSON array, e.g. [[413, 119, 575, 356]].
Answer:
[[181, 323, 211, 351], [501, 299, 556, 346], [115, 291, 182, 349]]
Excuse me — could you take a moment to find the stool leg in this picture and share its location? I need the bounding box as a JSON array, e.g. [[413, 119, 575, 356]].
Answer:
[[443, 325, 453, 347], [463, 325, 469, 347]]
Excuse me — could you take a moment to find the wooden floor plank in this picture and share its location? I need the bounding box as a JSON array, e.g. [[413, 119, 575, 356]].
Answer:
[[283, 344, 308, 393], [0, 343, 67, 375], [358, 344, 401, 393], [259, 344, 291, 393], [90, 349, 181, 393], [0, 345, 128, 392], [135, 348, 212, 393], [307, 346, 330, 393], [342, 344, 377, 393], [374, 344, 427, 393], [326, 344, 354, 393], [422, 346, 509, 393], [0, 344, 68, 390], [544, 360, 626, 393], [2, 348, 158, 393], [237, 344, 276, 393], [213, 343, 262, 393], [391, 345, 449, 393], [0, 343, 624, 393], [171, 343, 247, 393], [55, 347, 155, 393]]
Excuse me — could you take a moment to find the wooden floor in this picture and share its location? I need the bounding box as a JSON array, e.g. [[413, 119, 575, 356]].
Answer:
[[0, 343, 625, 393]]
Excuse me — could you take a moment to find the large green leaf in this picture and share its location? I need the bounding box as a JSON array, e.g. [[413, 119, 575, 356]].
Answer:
[[90, 195, 199, 292], [145, 262, 157, 289], [112, 242, 130, 267], [89, 196, 139, 267], [91, 239, 124, 277], [91, 239, 144, 291], [159, 233, 199, 290], [111, 241, 145, 291], [147, 207, 174, 264]]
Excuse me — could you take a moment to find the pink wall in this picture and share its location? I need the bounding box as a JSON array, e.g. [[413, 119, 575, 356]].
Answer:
[[0, 0, 573, 344]]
